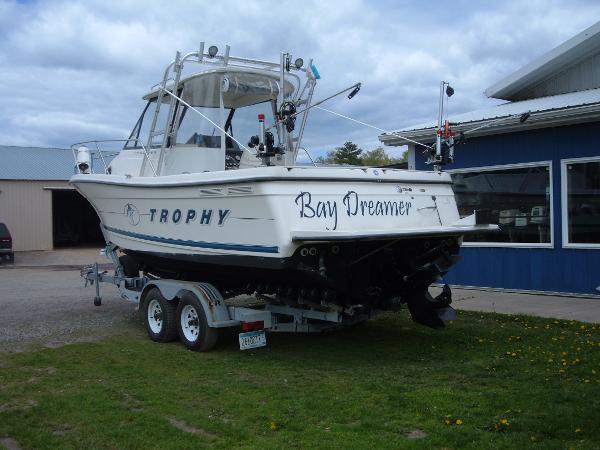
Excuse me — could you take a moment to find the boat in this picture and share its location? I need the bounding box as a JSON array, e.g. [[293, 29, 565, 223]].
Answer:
[[70, 44, 496, 329]]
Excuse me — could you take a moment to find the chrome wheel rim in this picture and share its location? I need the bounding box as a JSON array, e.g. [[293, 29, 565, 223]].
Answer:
[[147, 299, 163, 334], [181, 304, 200, 342]]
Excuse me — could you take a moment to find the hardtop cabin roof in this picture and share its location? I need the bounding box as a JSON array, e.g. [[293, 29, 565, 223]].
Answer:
[[142, 66, 297, 109]]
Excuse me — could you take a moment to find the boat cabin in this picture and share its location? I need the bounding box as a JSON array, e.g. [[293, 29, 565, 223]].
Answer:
[[108, 67, 298, 177]]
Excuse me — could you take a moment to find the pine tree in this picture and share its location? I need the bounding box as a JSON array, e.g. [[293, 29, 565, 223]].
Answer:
[[318, 141, 363, 165]]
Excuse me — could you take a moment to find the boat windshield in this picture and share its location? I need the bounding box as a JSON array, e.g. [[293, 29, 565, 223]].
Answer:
[[125, 97, 169, 149], [174, 70, 292, 148], [175, 102, 276, 148], [126, 69, 294, 151]]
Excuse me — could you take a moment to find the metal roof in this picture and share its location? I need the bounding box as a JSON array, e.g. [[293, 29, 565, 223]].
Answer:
[[380, 88, 600, 145], [0, 146, 76, 180], [485, 21, 600, 100]]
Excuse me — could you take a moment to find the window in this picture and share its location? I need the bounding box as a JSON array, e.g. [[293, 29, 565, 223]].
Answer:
[[125, 98, 172, 148], [175, 105, 225, 146], [450, 162, 553, 246], [561, 157, 600, 248], [174, 74, 277, 148]]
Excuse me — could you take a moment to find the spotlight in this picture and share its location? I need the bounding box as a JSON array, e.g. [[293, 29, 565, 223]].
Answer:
[[294, 58, 304, 69], [76, 146, 91, 174], [347, 83, 361, 99], [208, 45, 218, 57], [445, 85, 454, 97]]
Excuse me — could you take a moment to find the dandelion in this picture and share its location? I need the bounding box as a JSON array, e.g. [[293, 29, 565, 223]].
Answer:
[[493, 418, 511, 432], [444, 416, 463, 426], [270, 421, 279, 431]]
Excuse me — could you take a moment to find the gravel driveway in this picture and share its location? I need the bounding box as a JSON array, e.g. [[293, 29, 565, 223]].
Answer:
[[0, 267, 138, 353]]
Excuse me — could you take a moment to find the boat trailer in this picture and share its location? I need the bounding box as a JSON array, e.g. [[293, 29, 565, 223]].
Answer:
[[81, 243, 379, 351]]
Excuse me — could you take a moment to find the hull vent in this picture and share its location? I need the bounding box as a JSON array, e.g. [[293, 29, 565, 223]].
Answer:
[[198, 188, 223, 196], [228, 186, 253, 195]]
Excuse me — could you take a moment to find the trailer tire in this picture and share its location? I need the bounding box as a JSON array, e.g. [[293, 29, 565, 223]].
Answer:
[[176, 292, 218, 352], [119, 254, 139, 278], [142, 288, 178, 343]]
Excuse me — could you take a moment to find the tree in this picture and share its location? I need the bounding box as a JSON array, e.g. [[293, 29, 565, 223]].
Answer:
[[316, 142, 407, 166], [317, 141, 363, 165], [361, 147, 399, 166]]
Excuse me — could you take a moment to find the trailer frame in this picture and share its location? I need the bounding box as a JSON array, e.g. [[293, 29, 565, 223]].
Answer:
[[81, 243, 374, 351]]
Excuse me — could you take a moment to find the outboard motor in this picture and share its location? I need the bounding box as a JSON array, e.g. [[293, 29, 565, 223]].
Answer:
[[76, 146, 92, 174]]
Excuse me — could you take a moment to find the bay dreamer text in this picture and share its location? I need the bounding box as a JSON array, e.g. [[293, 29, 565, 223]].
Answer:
[[294, 190, 412, 230]]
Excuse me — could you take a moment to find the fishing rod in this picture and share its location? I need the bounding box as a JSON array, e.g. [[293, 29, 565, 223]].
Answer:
[[266, 82, 362, 131]]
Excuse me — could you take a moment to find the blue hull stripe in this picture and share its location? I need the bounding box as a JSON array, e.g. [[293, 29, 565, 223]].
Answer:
[[105, 226, 279, 254]]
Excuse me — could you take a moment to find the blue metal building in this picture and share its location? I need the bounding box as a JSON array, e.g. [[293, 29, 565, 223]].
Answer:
[[381, 22, 600, 296]]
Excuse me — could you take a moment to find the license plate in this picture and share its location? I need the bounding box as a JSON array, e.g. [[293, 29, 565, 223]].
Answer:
[[239, 330, 267, 350]]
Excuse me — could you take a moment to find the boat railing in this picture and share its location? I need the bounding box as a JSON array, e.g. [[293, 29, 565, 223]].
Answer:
[[70, 138, 158, 176]]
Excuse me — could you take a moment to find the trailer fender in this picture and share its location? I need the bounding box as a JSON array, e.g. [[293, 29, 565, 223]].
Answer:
[[140, 280, 235, 327]]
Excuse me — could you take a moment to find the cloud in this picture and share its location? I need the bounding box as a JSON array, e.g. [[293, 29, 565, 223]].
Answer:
[[0, 0, 598, 160]]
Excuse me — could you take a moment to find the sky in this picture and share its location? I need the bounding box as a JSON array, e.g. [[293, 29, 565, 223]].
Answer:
[[0, 0, 599, 161]]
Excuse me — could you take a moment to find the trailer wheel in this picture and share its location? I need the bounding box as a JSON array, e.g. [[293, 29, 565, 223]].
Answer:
[[142, 288, 177, 342], [176, 292, 218, 352]]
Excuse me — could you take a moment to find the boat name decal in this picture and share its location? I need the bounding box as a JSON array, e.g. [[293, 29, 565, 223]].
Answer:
[[294, 191, 412, 231], [149, 208, 231, 226]]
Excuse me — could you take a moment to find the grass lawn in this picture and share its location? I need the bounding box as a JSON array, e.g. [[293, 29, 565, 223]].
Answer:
[[0, 309, 599, 449]]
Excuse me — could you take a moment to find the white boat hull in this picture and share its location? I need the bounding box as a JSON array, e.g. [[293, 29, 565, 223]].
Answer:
[[72, 166, 488, 257]]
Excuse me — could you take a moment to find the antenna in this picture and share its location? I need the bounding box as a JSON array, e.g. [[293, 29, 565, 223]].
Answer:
[[428, 81, 455, 171]]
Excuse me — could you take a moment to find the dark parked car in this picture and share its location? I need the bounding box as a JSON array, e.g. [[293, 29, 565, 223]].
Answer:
[[0, 223, 14, 264]]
